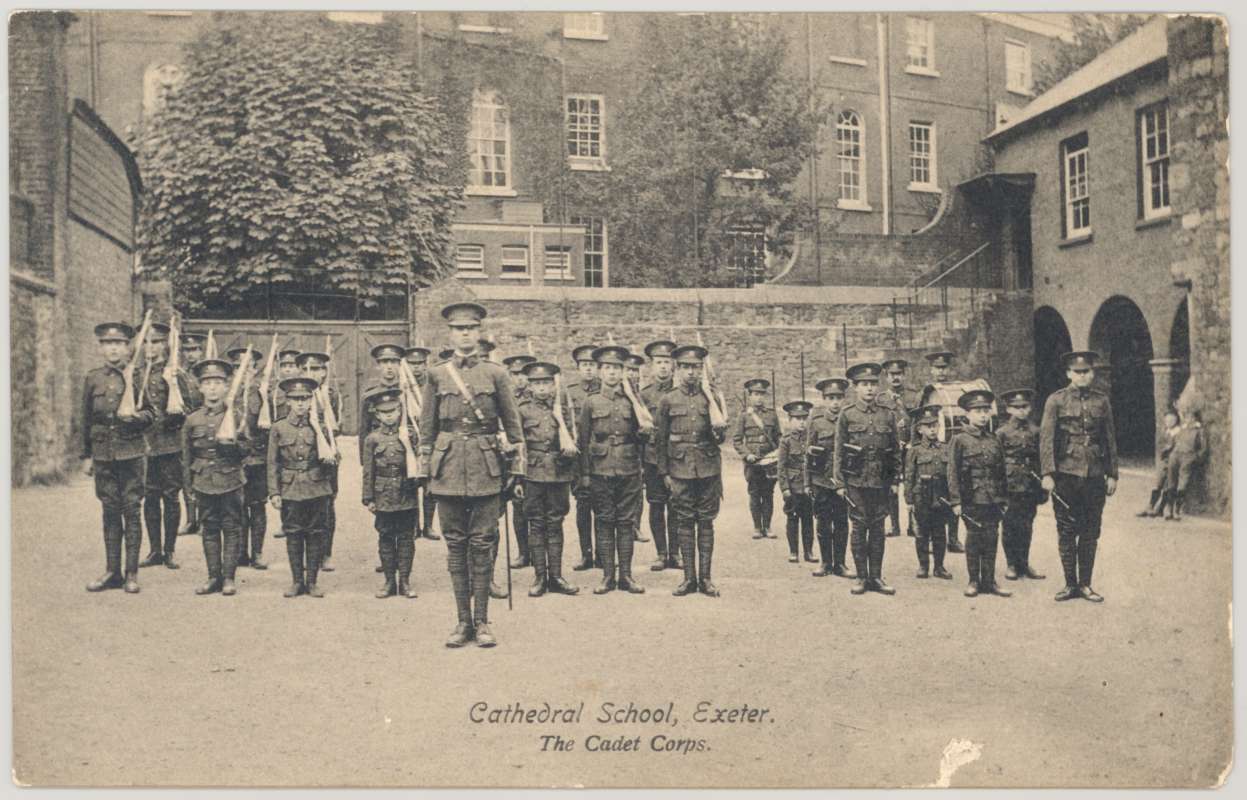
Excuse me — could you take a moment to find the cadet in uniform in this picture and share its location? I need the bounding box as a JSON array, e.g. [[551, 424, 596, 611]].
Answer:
[[731, 378, 781, 540], [361, 343, 407, 574], [1164, 409, 1205, 521], [879, 358, 915, 537], [517, 361, 580, 597], [140, 322, 196, 570], [809, 377, 853, 576], [503, 354, 537, 568], [298, 351, 342, 572], [268, 348, 301, 543], [578, 344, 650, 595], [405, 346, 440, 541], [362, 387, 420, 599], [833, 362, 902, 595], [776, 399, 813, 564], [996, 389, 1047, 580], [177, 332, 207, 536], [267, 376, 334, 597], [656, 344, 727, 597], [948, 389, 1010, 598], [904, 405, 954, 579], [1039, 351, 1118, 603], [181, 358, 248, 596], [416, 302, 525, 648], [624, 351, 650, 544], [83, 322, 156, 594], [919, 350, 964, 553], [640, 340, 678, 570], [565, 344, 601, 571], [229, 346, 269, 570]]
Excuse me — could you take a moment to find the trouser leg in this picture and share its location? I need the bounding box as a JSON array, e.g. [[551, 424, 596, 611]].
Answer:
[[888, 490, 901, 535], [513, 500, 530, 564], [200, 494, 223, 580], [697, 521, 715, 582], [760, 478, 775, 534], [545, 485, 571, 581], [218, 489, 243, 581], [616, 474, 642, 579], [575, 489, 594, 561], [813, 488, 833, 563], [439, 497, 473, 625], [468, 495, 501, 625], [94, 462, 125, 575], [397, 510, 416, 584], [832, 495, 850, 570], [286, 534, 305, 585], [119, 459, 144, 575], [591, 476, 617, 581], [695, 475, 722, 583], [783, 493, 800, 553], [915, 515, 931, 571]]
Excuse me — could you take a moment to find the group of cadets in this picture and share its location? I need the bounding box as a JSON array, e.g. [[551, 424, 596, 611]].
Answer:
[[81, 300, 1118, 648]]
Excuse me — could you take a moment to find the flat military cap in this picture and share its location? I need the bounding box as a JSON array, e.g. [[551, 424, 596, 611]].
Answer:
[[672, 344, 708, 366], [148, 323, 171, 342], [404, 346, 431, 362], [193, 358, 233, 381], [925, 351, 955, 368], [882, 358, 909, 372], [782, 399, 813, 417], [592, 345, 630, 366], [914, 404, 943, 426], [503, 354, 537, 373], [958, 389, 996, 411], [522, 361, 560, 380], [846, 362, 883, 382], [95, 322, 135, 342], [371, 343, 405, 361], [478, 333, 497, 354], [572, 345, 598, 364], [1000, 388, 1035, 407], [441, 301, 487, 326], [744, 378, 770, 393], [367, 387, 403, 413], [437, 348, 455, 362], [279, 376, 318, 398], [644, 340, 677, 359], [278, 349, 301, 365], [295, 351, 330, 368], [181, 333, 206, 346], [816, 377, 850, 396], [625, 353, 646, 369], [1062, 350, 1100, 371], [227, 346, 260, 364]]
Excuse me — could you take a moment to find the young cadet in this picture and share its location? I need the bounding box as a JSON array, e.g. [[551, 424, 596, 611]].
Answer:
[[578, 344, 650, 595], [268, 348, 300, 543], [140, 322, 197, 570], [878, 358, 916, 537], [1139, 410, 1180, 518], [361, 343, 407, 574], [920, 350, 964, 553], [503, 353, 537, 568], [83, 322, 157, 594], [565, 344, 601, 571], [362, 387, 420, 599], [1164, 408, 1205, 521], [297, 351, 342, 572], [640, 340, 678, 570], [776, 399, 814, 564], [948, 389, 1010, 598], [808, 377, 852, 576], [405, 346, 440, 541], [229, 346, 269, 570], [624, 350, 650, 544], [517, 361, 580, 597], [996, 388, 1047, 581], [731, 378, 781, 540], [267, 376, 334, 598], [176, 332, 208, 536], [904, 404, 954, 580], [181, 358, 248, 596]]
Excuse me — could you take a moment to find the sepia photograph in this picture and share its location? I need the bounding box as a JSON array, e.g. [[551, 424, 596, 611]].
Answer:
[[5, 4, 1234, 789]]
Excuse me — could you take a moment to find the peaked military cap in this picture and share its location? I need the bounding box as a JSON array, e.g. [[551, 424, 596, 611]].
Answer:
[[644, 340, 677, 359], [437, 348, 455, 362], [672, 344, 708, 366], [279, 376, 318, 398], [95, 322, 135, 342], [371, 343, 405, 361], [592, 345, 630, 366], [367, 386, 403, 413], [523, 361, 560, 380], [503, 354, 537, 373], [744, 378, 771, 393], [147, 322, 171, 342], [278, 349, 301, 364], [958, 389, 996, 411], [783, 399, 813, 417], [846, 362, 883, 382], [914, 404, 943, 426], [572, 345, 598, 364], [192, 358, 233, 381], [1000, 388, 1035, 407], [816, 377, 850, 396], [925, 351, 955, 368], [477, 333, 497, 354], [441, 301, 487, 326], [181, 333, 206, 346], [404, 346, 431, 362], [625, 352, 646, 369], [881, 358, 909, 372], [295, 351, 330, 368], [227, 346, 260, 363], [1062, 351, 1100, 371]]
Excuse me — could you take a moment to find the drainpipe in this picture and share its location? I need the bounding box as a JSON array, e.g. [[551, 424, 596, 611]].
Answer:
[[876, 13, 892, 235], [807, 14, 822, 285]]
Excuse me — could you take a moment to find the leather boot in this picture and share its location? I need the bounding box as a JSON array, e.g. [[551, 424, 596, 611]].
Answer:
[[528, 525, 548, 596], [197, 530, 223, 594], [1172, 491, 1184, 521], [284, 535, 305, 597], [470, 546, 493, 626], [86, 572, 124, 592], [651, 552, 668, 571], [139, 551, 165, 568], [221, 578, 237, 596], [446, 622, 474, 648], [697, 525, 719, 597], [529, 565, 548, 597], [594, 523, 617, 594], [868, 528, 892, 593], [1138, 489, 1161, 517], [488, 540, 508, 599], [397, 535, 416, 597], [123, 571, 140, 594], [305, 532, 325, 597], [512, 505, 532, 568], [749, 496, 763, 539], [947, 517, 964, 553], [1078, 539, 1103, 602], [915, 538, 930, 578], [474, 622, 496, 648], [376, 536, 397, 598], [164, 525, 180, 569], [672, 528, 698, 596], [617, 525, 644, 593]]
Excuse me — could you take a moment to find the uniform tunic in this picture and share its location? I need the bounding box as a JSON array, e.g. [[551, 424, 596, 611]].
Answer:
[[949, 423, 1007, 586], [142, 362, 195, 554], [363, 424, 419, 564], [267, 412, 334, 538], [181, 402, 247, 579], [731, 404, 780, 532], [578, 382, 646, 567], [656, 383, 725, 524], [776, 427, 813, 556], [997, 416, 1045, 570], [520, 395, 576, 573], [832, 399, 901, 581], [807, 405, 849, 567]]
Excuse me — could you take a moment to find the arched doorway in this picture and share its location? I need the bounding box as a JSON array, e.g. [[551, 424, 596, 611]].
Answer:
[[1089, 296, 1155, 458], [1169, 297, 1191, 407], [1033, 306, 1072, 411]]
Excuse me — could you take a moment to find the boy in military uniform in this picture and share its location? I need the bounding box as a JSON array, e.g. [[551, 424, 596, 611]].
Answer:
[[416, 302, 525, 648], [578, 344, 650, 594], [405, 346, 440, 541], [1139, 409, 1180, 518], [624, 350, 650, 544], [997, 389, 1047, 580], [176, 332, 207, 536], [267, 376, 334, 598], [879, 358, 915, 537], [268, 348, 301, 543], [948, 389, 1010, 598], [640, 340, 677, 570], [809, 377, 852, 576], [776, 399, 813, 564], [229, 346, 269, 570], [731, 378, 781, 540], [904, 404, 954, 579], [833, 362, 902, 596], [656, 344, 727, 597], [360, 343, 407, 574], [298, 351, 342, 572], [565, 344, 601, 571], [1164, 408, 1205, 521], [83, 322, 157, 594], [920, 351, 963, 553], [139, 322, 196, 570], [1039, 351, 1118, 603], [518, 361, 580, 597], [181, 358, 248, 596], [362, 387, 420, 599], [503, 354, 537, 568]]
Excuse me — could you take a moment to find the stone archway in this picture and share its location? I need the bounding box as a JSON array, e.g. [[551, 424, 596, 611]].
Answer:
[[1089, 296, 1155, 459], [1167, 296, 1191, 407], [1033, 305, 1072, 412]]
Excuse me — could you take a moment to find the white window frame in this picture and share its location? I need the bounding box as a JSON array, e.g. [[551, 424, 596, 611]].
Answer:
[[726, 225, 769, 287], [905, 17, 939, 77], [455, 244, 486, 278], [566, 94, 608, 171], [570, 215, 609, 288], [543, 246, 575, 281], [907, 122, 939, 192], [835, 110, 870, 211], [563, 12, 607, 41], [466, 89, 516, 197], [1063, 136, 1091, 238], [1005, 39, 1033, 96], [499, 245, 530, 280], [1140, 104, 1171, 220]]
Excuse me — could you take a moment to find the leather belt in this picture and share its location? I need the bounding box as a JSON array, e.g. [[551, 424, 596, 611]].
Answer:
[[594, 433, 638, 444], [284, 458, 313, 471], [667, 434, 711, 444], [375, 466, 404, 477], [440, 420, 498, 435], [528, 443, 558, 453]]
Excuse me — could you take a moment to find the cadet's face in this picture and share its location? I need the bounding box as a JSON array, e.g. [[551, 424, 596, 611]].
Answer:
[[678, 363, 700, 385], [600, 363, 622, 385], [652, 356, 673, 380], [290, 396, 311, 416], [378, 358, 399, 382], [303, 363, 327, 384], [823, 393, 843, 412], [279, 362, 299, 379], [530, 378, 554, 400], [449, 324, 478, 352], [856, 380, 878, 402], [407, 359, 426, 379], [967, 407, 991, 427], [577, 361, 597, 378], [791, 415, 807, 430], [889, 371, 904, 388], [145, 339, 166, 362], [1007, 403, 1031, 420], [1068, 368, 1094, 389], [920, 422, 939, 440], [626, 367, 641, 382], [183, 345, 203, 363], [100, 340, 128, 364], [376, 406, 401, 426], [201, 377, 227, 403], [513, 372, 529, 390], [748, 389, 766, 407], [931, 365, 949, 381]]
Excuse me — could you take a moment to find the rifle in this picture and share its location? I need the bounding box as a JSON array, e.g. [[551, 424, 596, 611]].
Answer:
[[320, 335, 339, 433], [117, 309, 152, 420], [240, 349, 254, 439], [553, 373, 578, 454], [308, 389, 336, 463], [257, 332, 278, 429], [1031, 470, 1075, 521], [205, 328, 218, 359], [398, 358, 423, 419], [695, 331, 728, 428], [396, 360, 421, 476], [940, 496, 982, 529], [503, 502, 514, 611], [217, 344, 250, 443], [621, 369, 654, 430], [164, 313, 185, 415]]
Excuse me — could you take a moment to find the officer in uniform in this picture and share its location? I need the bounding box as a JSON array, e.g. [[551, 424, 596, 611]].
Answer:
[[949, 389, 1011, 598], [833, 362, 902, 595], [176, 332, 207, 536], [517, 361, 580, 597], [416, 302, 525, 648], [181, 358, 248, 596], [640, 340, 678, 570], [565, 344, 601, 571], [297, 351, 342, 572], [879, 358, 915, 537], [267, 376, 334, 597], [656, 344, 727, 597], [731, 378, 781, 540], [904, 404, 954, 579], [503, 354, 537, 567], [997, 388, 1047, 581], [776, 399, 814, 563], [919, 350, 964, 553], [83, 322, 156, 594], [139, 322, 196, 570], [808, 377, 853, 576], [228, 346, 269, 570], [362, 387, 420, 599], [578, 344, 650, 595], [405, 346, 440, 541], [1039, 351, 1118, 603]]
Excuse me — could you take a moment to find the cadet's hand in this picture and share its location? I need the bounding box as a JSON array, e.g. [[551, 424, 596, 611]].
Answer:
[[1041, 475, 1055, 493], [512, 480, 526, 501], [366, 502, 377, 513], [889, 483, 898, 496], [1105, 477, 1117, 496], [836, 487, 846, 498], [664, 476, 674, 494], [951, 504, 962, 518], [82, 458, 94, 478], [270, 495, 282, 510], [745, 454, 758, 464], [560, 445, 579, 459], [781, 489, 791, 499]]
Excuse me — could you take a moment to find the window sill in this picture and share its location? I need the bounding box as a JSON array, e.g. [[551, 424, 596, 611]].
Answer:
[[837, 199, 874, 212], [1136, 212, 1172, 230], [829, 55, 868, 67], [543, 274, 576, 282], [908, 183, 941, 194], [569, 160, 611, 173], [563, 31, 609, 41], [1007, 86, 1035, 99], [458, 24, 512, 34], [904, 65, 941, 78], [1058, 232, 1094, 249], [499, 273, 533, 281], [465, 186, 518, 198], [456, 272, 488, 280]]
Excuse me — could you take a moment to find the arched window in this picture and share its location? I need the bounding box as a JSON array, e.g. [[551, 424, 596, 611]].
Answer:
[[142, 63, 184, 118], [467, 89, 512, 194], [836, 110, 865, 205]]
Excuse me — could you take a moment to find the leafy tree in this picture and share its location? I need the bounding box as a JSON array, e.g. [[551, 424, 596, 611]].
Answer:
[[600, 14, 825, 288], [132, 12, 461, 314], [1032, 13, 1153, 95]]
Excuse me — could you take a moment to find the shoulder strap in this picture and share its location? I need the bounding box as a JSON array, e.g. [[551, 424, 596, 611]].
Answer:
[[443, 360, 487, 424]]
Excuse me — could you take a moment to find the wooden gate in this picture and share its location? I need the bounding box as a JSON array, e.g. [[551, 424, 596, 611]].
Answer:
[[185, 320, 408, 435]]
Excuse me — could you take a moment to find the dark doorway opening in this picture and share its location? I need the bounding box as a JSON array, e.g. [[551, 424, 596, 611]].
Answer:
[[1089, 296, 1155, 458], [1033, 306, 1072, 412]]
